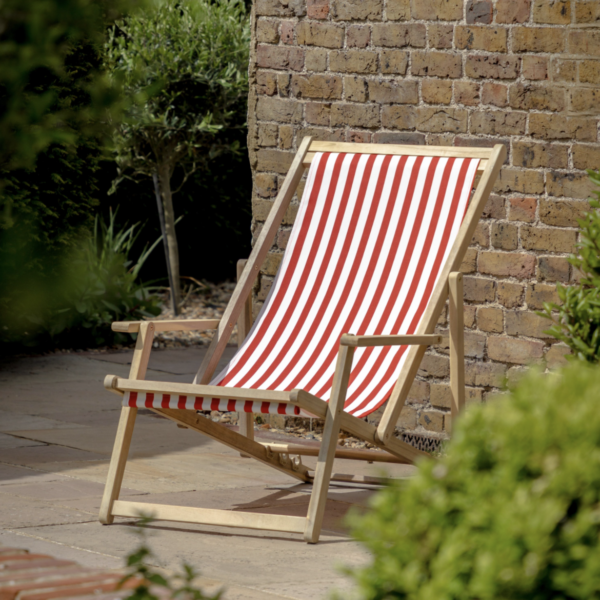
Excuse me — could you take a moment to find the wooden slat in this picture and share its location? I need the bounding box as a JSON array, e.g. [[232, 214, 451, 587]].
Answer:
[[449, 272, 465, 423], [112, 500, 306, 533], [377, 143, 507, 443], [151, 406, 310, 481], [112, 319, 220, 333], [194, 136, 313, 386], [237, 259, 254, 445], [341, 334, 445, 347], [262, 442, 407, 463], [114, 378, 292, 403]]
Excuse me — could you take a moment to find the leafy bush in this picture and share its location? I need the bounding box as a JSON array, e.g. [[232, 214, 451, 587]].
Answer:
[[348, 362, 600, 600], [539, 170, 600, 362], [0, 212, 160, 349]]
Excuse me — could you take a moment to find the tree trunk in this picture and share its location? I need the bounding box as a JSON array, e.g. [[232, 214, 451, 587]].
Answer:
[[155, 163, 181, 315]]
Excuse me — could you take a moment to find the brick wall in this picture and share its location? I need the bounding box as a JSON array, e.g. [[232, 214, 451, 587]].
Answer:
[[246, 0, 600, 438]]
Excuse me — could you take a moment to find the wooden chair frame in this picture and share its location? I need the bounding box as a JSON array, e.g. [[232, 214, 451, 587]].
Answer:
[[99, 138, 506, 543]]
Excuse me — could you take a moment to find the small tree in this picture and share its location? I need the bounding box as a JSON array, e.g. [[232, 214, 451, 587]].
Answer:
[[104, 0, 250, 313], [539, 169, 600, 362]]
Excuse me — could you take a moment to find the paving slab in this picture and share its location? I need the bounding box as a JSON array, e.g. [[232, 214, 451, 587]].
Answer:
[[0, 432, 46, 450]]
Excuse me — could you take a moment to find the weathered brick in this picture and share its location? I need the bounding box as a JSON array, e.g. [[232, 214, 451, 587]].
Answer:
[[460, 247, 478, 273], [529, 114, 597, 142], [521, 225, 577, 252], [575, 0, 600, 23], [412, 51, 462, 78], [329, 50, 378, 73], [464, 304, 477, 327], [290, 74, 343, 100], [465, 360, 507, 387], [422, 79, 453, 104], [255, 148, 294, 174], [257, 71, 278, 96], [258, 123, 278, 146], [551, 59, 577, 83], [454, 137, 510, 161], [513, 141, 568, 169], [373, 131, 425, 144], [372, 23, 426, 47], [522, 55, 548, 80], [509, 83, 565, 111], [539, 199, 588, 227], [255, 172, 278, 197], [547, 171, 595, 199], [455, 26, 508, 52], [277, 73, 290, 96], [398, 405, 418, 429], [505, 310, 552, 338], [488, 336, 545, 364], [570, 88, 600, 115], [546, 343, 571, 368], [526, 283, 560, 309], [279, 124, 293, 148], [569, 28, 600, 56], [491, 222, 518, 250], [579, 60, 600, 84], [466, 55, 520, 79], [477, 306, 504, 333], [410, 0, 463, 20], [296, 126, 345, 142], [483, 194, 506, 219], [418, 354, 450, 378], [296, 21, 344, 48], [379, 50, 409, 74], [381, 105, 416, 129], [482, 82, 508, 107], [473, 221, 490, 246], [466, 0, 493, 23], [538, 255, 570, 281], [305, 48, 328, 72], [256, 0, 306, 16], [428, 24, 454, 48], [471, 111, 526, 136], [513, 27, 566, 53], [368, 79, 418, 104], [428, 133, 456, 146], [330, 103, 380, 127], [464, 276, 496, 302], [509, 197, 537, 222], [479, 251, 536, 279], [431, 384, 483, 409], [258, 274, 274, 300], [498, 281, 524, 308], [257, 45, 304, 70], [257, 96, 303, 123], [454, 81, 480, 106], [307, 0, 330, 18], [305, 102, 331, 126], [408, 379, 430, 401], [281, 21, 295, 44], [332, 0, 383, 20], [387, 0, 411, 19], [572, 144, 600, 170], [262, 252, 283, 276], [533, 0, 571, 23], [257, 19, 280, 43], [496, 0, 531, 23], [347, 25, 370, 47], [419, 410, 445, 433], [494, 168, 544, 194], [418, 107, 468, 132], [348, 130, 372, 143], [345, 76, 368, 102]]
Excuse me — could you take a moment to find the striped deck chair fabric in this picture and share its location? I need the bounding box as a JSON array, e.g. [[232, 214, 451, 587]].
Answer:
[[125, 151, 480, 418]]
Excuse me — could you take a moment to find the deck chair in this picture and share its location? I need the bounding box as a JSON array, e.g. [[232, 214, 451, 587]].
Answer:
[[100, 138, 506, 543]]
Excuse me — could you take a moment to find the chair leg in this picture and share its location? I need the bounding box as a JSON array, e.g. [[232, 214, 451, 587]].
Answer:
[[99, 322, 154, 524], [99, 406, 137, 524], [449, 272, 465, 426], [304, 345, 355, 544]]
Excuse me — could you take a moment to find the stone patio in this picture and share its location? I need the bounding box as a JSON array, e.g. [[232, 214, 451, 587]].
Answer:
[[0, 347, 416, 599]]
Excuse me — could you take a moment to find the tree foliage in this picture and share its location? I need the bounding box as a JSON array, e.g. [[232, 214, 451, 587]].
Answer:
[[348, 362, 600, 600], [539, 170, 600, 362]]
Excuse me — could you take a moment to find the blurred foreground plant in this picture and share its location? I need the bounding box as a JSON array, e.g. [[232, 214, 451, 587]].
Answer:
[[347, 361, 600, 600], [539, 170, 600, 362], [121, 515, 221, 600]]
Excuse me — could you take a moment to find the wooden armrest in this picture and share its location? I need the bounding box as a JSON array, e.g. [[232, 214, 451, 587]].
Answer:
[[340, 334, 446, 348], [111, 319, 221, 333]]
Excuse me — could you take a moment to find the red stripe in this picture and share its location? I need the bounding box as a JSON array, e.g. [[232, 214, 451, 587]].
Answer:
[[194, 398, 203, 410], [227, 399, 236, 412], [145, 393, 154, 408], [244, 400, 253, 413], [261, 401, 270, 414], [129, 392, 138, 407], [210, 398, 219, 411], [161, 394, 170, 409], [178, 395, 186, 409]]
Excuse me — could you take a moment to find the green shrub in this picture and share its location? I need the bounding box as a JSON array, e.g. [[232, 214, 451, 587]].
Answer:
[[0, 212, 160, 349], [539, 170, 600, 362], [348, 362, 600, 600]]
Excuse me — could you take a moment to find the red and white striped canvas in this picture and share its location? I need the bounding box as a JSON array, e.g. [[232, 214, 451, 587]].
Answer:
[[126, 151, 480, 418]]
